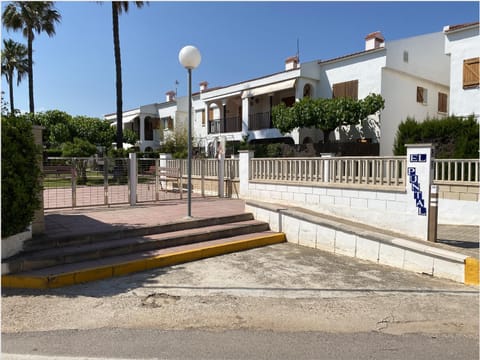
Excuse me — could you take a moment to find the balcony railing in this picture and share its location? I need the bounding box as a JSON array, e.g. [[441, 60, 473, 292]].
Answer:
[[209, 117, 242, 134], [249, 112, 271, 130]]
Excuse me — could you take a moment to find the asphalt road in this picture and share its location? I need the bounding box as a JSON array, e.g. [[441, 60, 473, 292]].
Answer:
[[2, 328, 478, 360], [2, 243, 479, 359]]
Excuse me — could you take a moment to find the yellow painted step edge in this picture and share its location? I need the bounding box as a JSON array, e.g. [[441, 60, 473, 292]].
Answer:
[[2, 233, 286, 289], [464, 257, 479, 286]]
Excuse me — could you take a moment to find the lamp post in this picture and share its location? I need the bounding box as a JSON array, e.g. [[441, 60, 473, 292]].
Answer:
[[179, 45, 201, 218]]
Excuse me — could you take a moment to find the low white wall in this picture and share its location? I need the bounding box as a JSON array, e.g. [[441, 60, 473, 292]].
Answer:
[[245, 181, 427, 239], [1, 226, 32, 263], [246, 202, 466, 283], [438, 198, 480, 225]]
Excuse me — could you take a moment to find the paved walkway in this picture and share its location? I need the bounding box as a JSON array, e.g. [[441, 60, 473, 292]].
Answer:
[[40, 198, 478, 259]]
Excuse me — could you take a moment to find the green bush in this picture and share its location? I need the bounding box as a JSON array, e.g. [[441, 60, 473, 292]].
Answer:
[[2, 115, 42, 238], [393, 115, 479, 158]]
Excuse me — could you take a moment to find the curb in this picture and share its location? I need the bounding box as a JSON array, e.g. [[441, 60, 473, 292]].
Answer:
[[465, 257, 480, 286], [2, 233, 286, 289]]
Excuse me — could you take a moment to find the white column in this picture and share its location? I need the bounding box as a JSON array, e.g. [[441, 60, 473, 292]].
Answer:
[[239, 150, 253, 198], [242, 97, 249, 135], [139, 116, 145, 151], [405, 143, 433, 241]]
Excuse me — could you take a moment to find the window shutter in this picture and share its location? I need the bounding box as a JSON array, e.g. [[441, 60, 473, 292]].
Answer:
[[416, 87, 424, 103], [167, 117, 173, 130], [438, 92, 447, 113], [346, 80, 358, 100], [333, 80, 358, 99], [463, 57, 479, 89]]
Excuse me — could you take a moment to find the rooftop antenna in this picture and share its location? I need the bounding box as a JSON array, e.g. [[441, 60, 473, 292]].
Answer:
[[175, 80, 179, 97]]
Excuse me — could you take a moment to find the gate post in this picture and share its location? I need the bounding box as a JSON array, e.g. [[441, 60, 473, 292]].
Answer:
[[239, 150, 254, 198], [129, 152, 137, 206]]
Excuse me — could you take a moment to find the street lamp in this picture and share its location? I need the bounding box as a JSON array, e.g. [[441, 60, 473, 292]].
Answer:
[[179, 45, 201, 218]]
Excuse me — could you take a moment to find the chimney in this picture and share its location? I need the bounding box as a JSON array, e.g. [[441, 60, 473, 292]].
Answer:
[[165, 90, 176, 102], [200, 81, 208, 92], [285, 55, 299, 71], [365, 31, 385, 50]]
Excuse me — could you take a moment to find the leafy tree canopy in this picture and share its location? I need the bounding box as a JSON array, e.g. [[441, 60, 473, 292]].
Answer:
[[272, 94, 385, 143]]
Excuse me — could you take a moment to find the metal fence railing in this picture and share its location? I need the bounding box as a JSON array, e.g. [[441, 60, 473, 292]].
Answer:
[[43, 157, 129, 209]]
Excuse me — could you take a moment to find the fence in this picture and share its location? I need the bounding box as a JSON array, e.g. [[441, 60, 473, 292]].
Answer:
[[43, 157, 240, 209], [251, 156, 407, 189], [250, 156, 479, 189], [43, 157, 130, 209], [434, 159, 479, 183]]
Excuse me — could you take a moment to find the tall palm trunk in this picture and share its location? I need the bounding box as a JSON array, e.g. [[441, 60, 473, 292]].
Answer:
[[112, 3, 123, 149], [8, 70, 14, 114], [27, 30, 34, 114]]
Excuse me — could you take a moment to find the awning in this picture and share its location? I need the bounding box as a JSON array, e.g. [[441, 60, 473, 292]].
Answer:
[[241, 79, 296, 99]]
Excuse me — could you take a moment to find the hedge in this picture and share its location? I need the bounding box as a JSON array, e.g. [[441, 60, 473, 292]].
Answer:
[[2, 115, 42, 238], [393, 115, 479, 158]]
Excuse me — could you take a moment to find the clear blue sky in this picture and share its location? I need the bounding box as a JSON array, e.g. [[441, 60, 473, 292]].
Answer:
[[1, 1, 478, 118]]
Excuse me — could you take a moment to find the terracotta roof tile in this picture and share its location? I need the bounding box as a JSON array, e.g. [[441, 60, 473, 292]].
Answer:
[[444, 22, 479, 32]]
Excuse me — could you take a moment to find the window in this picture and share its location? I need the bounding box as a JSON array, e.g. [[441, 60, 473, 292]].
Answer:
[[200, 110, 206, 127], [161, 116, 173, 130], [281, 96, 295, 107], [332, 80, 358, 100], [463, 57, 479, 89], [303, 84, 312, 98], [416, 86, 428, 105], [403, 51, 409, 63], [438, 92, 448, 113], [144, 117, 153, 141]]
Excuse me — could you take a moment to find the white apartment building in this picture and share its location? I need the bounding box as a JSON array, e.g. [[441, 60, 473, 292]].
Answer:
[[443, 22, 480, 119], [105, 22, 478, 156]]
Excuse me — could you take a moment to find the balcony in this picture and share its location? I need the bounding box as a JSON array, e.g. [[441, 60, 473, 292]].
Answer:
[[249, 112, 272, 131], [209, 116, 242, 134]]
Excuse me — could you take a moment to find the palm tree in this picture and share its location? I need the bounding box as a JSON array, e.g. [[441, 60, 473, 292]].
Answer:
[[1, 39, 28, 114], [111, 1, 145, 149], [2, 2, 61, 114]]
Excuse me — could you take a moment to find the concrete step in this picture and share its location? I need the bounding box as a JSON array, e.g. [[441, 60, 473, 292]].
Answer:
[[4, 220, 270, 274], [24, 213, 256, 252], [2, 231, 286, 289]]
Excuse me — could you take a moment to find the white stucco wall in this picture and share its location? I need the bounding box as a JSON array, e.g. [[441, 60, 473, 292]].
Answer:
[[380, 68, 450, 155], [318, 50, 386, 143], [444, 26, 480, 118], [386, 32, 450, 86]]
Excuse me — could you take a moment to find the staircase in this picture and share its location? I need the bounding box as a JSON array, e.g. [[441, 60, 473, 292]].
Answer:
[[2, 213, 285, 289]]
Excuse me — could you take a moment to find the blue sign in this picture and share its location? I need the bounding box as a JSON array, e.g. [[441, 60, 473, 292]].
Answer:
[[410, 154, 427, 162], [408, 167, 427, 216]]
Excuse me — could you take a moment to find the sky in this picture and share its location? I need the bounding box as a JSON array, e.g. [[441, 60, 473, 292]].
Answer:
[[1, 1, 478, 119]]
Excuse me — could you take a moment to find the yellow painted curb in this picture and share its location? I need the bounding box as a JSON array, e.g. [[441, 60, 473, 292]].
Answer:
[[465, 257, 479, 286], [1, 233, 286, 289]]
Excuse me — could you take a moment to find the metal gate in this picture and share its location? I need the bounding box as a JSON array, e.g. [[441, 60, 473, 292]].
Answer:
[[43, 157, 239, 210], [43, 157, 130, 209]]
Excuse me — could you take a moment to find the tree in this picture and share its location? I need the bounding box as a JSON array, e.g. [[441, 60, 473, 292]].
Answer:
[[2, 1, 61, 114], [272, 94, 385, 143], [2, 114, 42, 237], [62, 138, 98, 184], [111, 1, 145, 149], [1, 39, 28, 115]]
